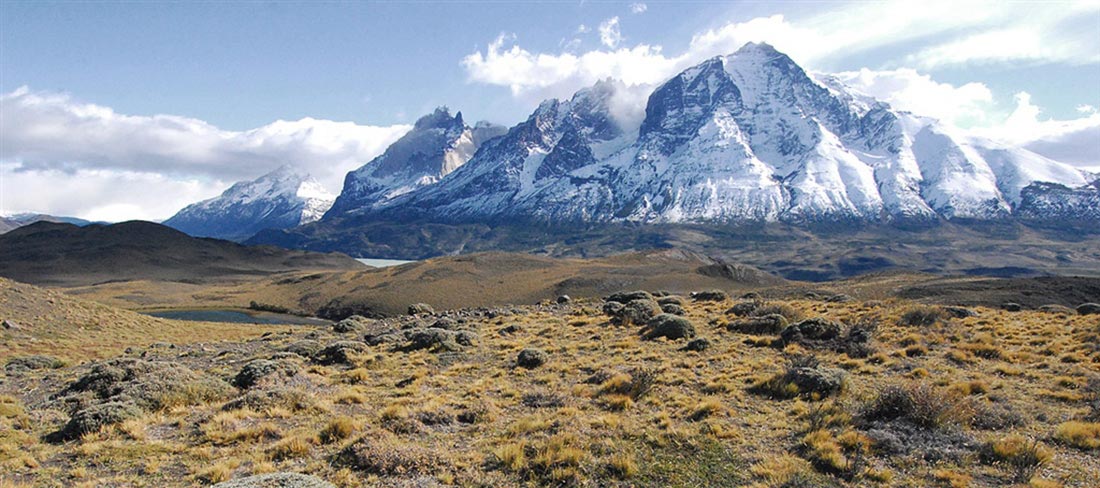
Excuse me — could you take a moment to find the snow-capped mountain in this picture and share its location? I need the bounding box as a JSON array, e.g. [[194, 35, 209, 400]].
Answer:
[[340, 42, 1094, 225], [383, 80, 631, 220], [164, 165, 335, 241], [324, 107, 506, 218]]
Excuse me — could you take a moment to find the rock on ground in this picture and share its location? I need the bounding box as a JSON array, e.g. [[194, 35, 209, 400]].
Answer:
[[212, 472, 335, 488]]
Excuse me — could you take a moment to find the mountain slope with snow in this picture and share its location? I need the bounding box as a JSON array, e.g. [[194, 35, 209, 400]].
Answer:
[[324, 107, 506, 218], [164, 165, 335, 241], [341, 42, 1093, 226]]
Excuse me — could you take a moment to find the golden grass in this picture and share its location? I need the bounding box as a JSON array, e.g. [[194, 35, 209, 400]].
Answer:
[[3, 290, 1100, 487], [1054, 421, 1100, 450], [0, 277, 277, 361]]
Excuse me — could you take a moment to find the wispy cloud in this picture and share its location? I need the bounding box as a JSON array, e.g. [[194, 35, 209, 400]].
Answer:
[[463, 0, 1099, 96], [598, 17, 622, 49], [630, 3, 647, 14], [974, 92, 1100, 168], [831, 68, 998, 128]]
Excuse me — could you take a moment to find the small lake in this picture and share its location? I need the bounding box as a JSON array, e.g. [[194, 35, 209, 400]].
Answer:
[[356, 258, 415, 268], [142, 309, 330, 325]]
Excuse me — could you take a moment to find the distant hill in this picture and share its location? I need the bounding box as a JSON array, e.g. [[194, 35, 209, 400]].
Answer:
[[0, 216, 17, 234], [164, 249, 786, 318], [0, 213, 99, 234], [0, 221, 361, 286]]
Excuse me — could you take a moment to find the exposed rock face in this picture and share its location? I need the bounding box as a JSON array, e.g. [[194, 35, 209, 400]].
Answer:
[[1016, 180, 1100, 221]]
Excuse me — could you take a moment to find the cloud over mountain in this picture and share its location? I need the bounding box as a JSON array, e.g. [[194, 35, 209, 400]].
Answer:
[[0, 87, 409, 221]]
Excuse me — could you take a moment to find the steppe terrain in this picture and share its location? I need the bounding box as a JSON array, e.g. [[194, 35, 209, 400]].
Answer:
[[2, 269, 1099, 487]]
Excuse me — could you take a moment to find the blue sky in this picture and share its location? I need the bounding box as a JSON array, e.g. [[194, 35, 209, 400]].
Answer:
[[2, 0, 1099, 221], [3, 1, 735, 128]]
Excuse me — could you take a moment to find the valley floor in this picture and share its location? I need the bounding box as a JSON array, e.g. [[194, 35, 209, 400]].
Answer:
[[2, 286, 1099, 487]]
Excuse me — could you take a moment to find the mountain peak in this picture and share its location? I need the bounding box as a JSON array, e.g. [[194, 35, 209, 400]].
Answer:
[[164, 166, 335, 241], [260, 163, 307, 181], [733, 41, 779, 55], [414, 106, 463, 130]]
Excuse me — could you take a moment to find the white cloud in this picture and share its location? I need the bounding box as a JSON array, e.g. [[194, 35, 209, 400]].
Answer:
[[0, 86, 411, 221], [460, 1, 1099, 169], [462, 1, 1099, 99], [972, 92, 1100, 168], [0, 165, 226, 222], [576, 24, 590, 34], [832, 68, 998, 128], [462, 33, 679, 99], [630, 3, 647, 14], [836, 71, 1100, 168], [598, 17, 623, 49]]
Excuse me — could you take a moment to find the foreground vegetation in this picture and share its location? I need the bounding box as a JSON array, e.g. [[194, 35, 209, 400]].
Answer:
[[2, 284, 1099, 487]]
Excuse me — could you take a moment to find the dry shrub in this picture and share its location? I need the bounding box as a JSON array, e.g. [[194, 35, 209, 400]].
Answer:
[[860, 383, 973, 429], [898, 305, 945, 327], [752, 303, 804, 322], [980, 435, 1052, 482], [320, 416, 357, 444], [335, 431, 440, 476], [597, 368, 658, 402]]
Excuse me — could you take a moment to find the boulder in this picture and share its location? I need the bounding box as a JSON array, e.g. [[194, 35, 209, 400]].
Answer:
[[661, 303, 685, 316], [516, 349, 548, 369], [643, 314, 696, 341], [234, 358, 299, 389], [1077, 303, 1100, 315], [726, 301, 759, 317], [1001, 302, 1023, 312], [786, 366, 846, 396], [602, 301, 626, 317], [606, 290, 653, 304], [618, 299, 660, 325], [405, 328, 461, 352], [781, 318, 842, 343], [212, 472, 335, 488], [556, 295, 572, 304], [5, 354, 63, 372], [333, 316, 369, 333], [407, 303, 435, 316], [313, 341, 368, 365], [942, 306, 979, 319], [1038, 304, 1076, 315], [657, 296, 685, 306], [59, 358, 231, 411], [455, 331, 479, 347], [363, 331, 405, 346], [431, 318, 458, 330], [682, 338, 711, 352], [691, 290, 729, 302], [283, 340, 322, 358], [729, 314, 788, 335], [61, 401, 141, 439]]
